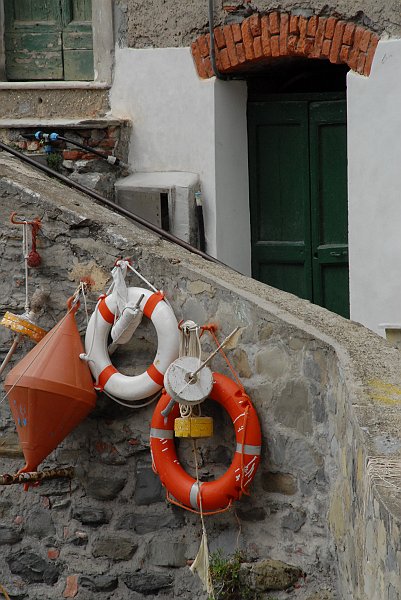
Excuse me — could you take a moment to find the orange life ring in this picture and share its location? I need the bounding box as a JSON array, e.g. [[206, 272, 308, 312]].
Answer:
[[150, 372, 262, 512]]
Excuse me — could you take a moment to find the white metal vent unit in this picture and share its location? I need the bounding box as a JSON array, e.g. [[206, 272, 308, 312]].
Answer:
[[114, 171, 200, 247]]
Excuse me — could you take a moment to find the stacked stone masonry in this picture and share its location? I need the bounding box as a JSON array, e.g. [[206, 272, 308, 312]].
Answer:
[[1, 155, 401, 599], [191, 11, 380, 78]]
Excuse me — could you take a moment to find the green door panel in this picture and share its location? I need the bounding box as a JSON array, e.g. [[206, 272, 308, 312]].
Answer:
[[248, 101, 312, 300], [309, 100, 349, 317], [248, 95, 349, 318], [61, 0, 93, 80], [4, 0, 93, 81], [5, 31, 63, 80]]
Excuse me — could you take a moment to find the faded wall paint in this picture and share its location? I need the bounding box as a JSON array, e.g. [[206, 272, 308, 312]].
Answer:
[[114, 0, 401, 49], [110, 46, 251, 274], [348, 39, 401, 335]]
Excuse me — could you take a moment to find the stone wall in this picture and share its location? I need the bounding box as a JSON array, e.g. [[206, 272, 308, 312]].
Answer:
[[114, 0, 401, 49], [1, 154, 401, 599]]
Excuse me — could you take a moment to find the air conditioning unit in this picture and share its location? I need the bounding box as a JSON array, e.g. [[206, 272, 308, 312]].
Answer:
[[114, 171, 201, 247]]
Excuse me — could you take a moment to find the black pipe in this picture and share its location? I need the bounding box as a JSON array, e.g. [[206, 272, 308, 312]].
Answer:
[[28, 131, 129, 169], [208, 0, 230, 80], [0, 141, 224, 267], [57, 135, 128, 168]]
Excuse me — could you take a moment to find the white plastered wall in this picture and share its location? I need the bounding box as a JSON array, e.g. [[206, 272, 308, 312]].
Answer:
[[348, 39, 401, 335], [109, 46, 250, 275]]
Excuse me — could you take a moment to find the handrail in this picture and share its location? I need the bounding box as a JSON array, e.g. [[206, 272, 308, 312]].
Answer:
[[0, 141, 224, 267]]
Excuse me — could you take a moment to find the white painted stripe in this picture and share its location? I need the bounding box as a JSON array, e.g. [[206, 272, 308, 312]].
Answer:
[[233, 412, 245, 424], [150, 428, 174, 439], [190, 481, 202, 509], [236, 443, 261, 455]]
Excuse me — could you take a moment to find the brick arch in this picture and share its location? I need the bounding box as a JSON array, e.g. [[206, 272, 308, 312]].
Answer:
[[191, 12, 379, 79]]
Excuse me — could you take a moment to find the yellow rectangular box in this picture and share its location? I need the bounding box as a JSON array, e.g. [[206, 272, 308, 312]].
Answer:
[[174, 416, 213, 438]]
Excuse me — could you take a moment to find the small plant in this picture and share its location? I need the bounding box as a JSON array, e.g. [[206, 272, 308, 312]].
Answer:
[[208, 550, 260, 600], [46, 151, 63, 172]]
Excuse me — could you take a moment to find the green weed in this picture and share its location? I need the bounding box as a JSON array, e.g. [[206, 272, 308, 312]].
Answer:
[[208, 550, 260, 600]]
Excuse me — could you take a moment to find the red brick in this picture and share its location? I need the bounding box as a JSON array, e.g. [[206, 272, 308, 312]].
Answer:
[[347, 47, 359, 71], [271, 35, 280, 57], [63, 575, 78, 598], [343, 22, 356, 45], [289, 15, 299, 35], [223, 25, 240, 67], [352, 26, 365, 50], [97, 139, 117, 149], [325, 16, 338, 39], [249, 13, 261, 37], [17, 141, 27, 150], [307, 15, 318, 36], [359, 29, 372, 52], [63, 150, 84, 161], [253, 36, 263, 59], [214, 27, 226, 50], [235, 42, 246, 63], [339, 45, 350, 63], [296, 16, 308, 54], [304, 37, 315, 56], [203, 57, 214, 78], [280, 13, 289, 56], [218, 47, 231, 70], [310, 16, 327, 58], [269, 11, 280, 35], [288, 34, 299, 55], [357, 52, 366, 74], [329, 21, 346, 63], [298, 16, 308, 38], [321, 38, 332, 58], [191, 42, 208, 78], [261, 16, 271, 56], [339, 45, 351, 64], [364, 35, 379, 76], [232, 23, 242, 43], [241, 19, 255, 60], [82, 153, 98, 160], [198, 35, 209, 58]]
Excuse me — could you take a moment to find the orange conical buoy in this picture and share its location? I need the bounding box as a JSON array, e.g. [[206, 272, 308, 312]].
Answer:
[[4, 297, 97, 474]]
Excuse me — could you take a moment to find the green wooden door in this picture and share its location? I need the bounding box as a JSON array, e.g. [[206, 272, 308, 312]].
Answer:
[[248, 96, 349, 318], [4, 0, 93, 81]]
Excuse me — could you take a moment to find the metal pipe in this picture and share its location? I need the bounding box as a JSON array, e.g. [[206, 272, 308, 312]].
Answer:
[[0, 141, 224, 266], [208, 0, 229, 80]]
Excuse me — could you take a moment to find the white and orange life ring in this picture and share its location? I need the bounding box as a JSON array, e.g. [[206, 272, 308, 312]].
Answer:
[[84, 287, 179, 402], [150, 372, 261, 512]]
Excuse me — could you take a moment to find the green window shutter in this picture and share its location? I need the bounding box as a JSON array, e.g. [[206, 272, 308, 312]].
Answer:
[[61, 0, 94, 81], [4, 0, 93, 81], [4, 0, 63, 80]]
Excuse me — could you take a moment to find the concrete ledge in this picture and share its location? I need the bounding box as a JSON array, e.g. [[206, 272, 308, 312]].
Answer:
[[0, 117, 128, 129]]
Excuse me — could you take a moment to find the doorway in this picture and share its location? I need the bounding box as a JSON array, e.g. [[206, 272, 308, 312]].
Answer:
[[247, 61, 349, 318]]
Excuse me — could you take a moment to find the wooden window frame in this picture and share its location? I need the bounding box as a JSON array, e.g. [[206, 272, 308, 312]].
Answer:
[[0, 0, 113, 86]]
